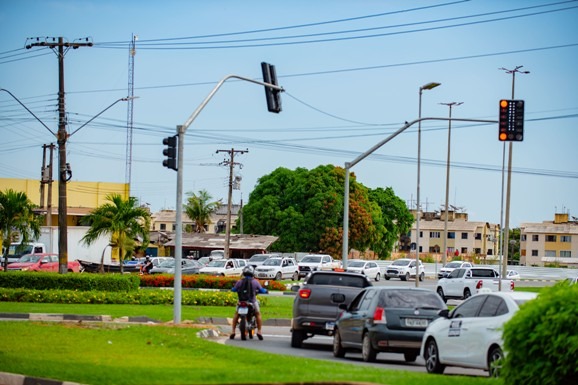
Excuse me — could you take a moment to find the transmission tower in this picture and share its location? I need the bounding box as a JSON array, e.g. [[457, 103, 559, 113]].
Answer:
[[125, 34, 137, 190]]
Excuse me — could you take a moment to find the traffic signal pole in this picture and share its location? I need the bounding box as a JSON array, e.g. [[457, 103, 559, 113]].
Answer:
[[170, 71, 283, 324]]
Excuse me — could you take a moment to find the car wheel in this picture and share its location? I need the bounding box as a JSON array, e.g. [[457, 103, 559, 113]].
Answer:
[[424, 338, 445, 374], [385, 276, 390, 280], [404, 352, 417, 362], [292, 272, 298, 281], [275, 272, 282, 281], [463, 288, 472, 299], [436, 287, 447, 303], [291, 330, 305, 348], [402, 272, 409, 281], [488, 346, 503, 378], [419, 272, 425, 281], [333, 329, 346, 358], [361, 333, 377, 362], [375, 272, 380, 282]]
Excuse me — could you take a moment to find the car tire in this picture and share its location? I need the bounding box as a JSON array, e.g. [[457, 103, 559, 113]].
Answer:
[[436, 287, 447, 303], [291, 330, 305, 348], [488, 346, 503, 378], [333, 329, 346, 358], [463, 288, 472, 299], [424, 338, 445, 374], [385, 276, 390, 280], [361, 333, 377, 362], [275, 272, 282, 281], [404, 352, 417, 362], [402, 272, 409, 281], [419, 272, 425, 281], [375, 272, 380, 282]]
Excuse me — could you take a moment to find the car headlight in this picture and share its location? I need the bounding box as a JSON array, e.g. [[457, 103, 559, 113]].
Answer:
[[22, 267, 29, 271]]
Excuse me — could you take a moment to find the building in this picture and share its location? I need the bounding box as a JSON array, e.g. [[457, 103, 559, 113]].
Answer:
[[407, 209, 500, 262], [520, 213, 578, 267], [150, 204, 241, 234]]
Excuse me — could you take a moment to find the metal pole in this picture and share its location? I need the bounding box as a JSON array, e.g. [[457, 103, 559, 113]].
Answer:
[[342, 163, 351, 269], [415, 88, 423, 288]]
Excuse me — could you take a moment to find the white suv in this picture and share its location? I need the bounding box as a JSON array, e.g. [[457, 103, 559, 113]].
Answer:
[[255, 257, 298, 281], [385, 258, 425, 281]]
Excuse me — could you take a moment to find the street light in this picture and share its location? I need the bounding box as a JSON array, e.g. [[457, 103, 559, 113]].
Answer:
[[440, 101, 463, 270], [415, 82, 441, 287]]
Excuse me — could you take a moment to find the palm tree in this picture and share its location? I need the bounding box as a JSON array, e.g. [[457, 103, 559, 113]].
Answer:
[[0, 189, 41, 271], [81, 194, 150, 273], [184, 190, 221, 233]]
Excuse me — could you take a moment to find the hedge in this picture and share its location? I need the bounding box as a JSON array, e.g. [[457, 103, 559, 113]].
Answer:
[[0, 271, 140, 292]]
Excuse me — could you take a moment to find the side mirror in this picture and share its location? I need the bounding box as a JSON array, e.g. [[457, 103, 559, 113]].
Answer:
[[338, 303, 348, 310], [438, 309, 450, 318]]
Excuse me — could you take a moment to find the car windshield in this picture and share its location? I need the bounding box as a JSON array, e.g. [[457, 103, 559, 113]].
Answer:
[[19, 254, 41, 263], [392, 259, 410, 266], [263, 258, 281, 266], [249, 255, 269, 262], [379, 290, 444, 309], [158, 260, 176, 268], [348, 261, 366, 268], [301, 256, 321, 263], [206, 260, 227, 268], [445, 262, 462, 268]]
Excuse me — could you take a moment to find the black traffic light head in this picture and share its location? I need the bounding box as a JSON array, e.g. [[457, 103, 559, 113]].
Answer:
[[261, 62, 281, 113], [162, 135, 178, 171], [499, 99, 525, 142]]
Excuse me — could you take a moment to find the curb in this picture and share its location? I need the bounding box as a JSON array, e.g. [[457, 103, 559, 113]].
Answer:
[[0, 372, 86, 385]]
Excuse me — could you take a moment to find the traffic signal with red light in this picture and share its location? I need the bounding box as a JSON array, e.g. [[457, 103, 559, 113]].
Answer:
[[261, 62, 281, 113], [499, 99, 525, 141], [162, 135, 178, 171]]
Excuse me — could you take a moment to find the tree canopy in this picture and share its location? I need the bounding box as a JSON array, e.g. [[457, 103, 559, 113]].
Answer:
[[184, 189, 222, 233], [241, 165, 413, 258]]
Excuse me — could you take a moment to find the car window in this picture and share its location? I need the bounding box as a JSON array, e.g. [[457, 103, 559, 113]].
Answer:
[[348, 290, 367, 311], [368, 262, 377, 269], [448, 269, 465, 278], [478, 295, 507, 317], [309, 274, 371, 288], [471, 268, 496, 278], [322, 256, 330, 263], [358, 289, 376, 311], [287, 260, 294, 266], [452, 295, 486, 318], [379, 290, 444, 309], [50, 255, 58, 262]]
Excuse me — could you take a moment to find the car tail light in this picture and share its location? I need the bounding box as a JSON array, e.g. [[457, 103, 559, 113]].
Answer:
[[299, 288, 311, 299], [510, 280, 515, 290], [373, 307, 387, 324], [476, 280, 483, 290]]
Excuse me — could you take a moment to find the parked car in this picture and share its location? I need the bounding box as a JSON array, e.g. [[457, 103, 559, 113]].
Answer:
[[248, 253, 278, 268], [198, 258, 244, 277], [421, 291, 538, 377], [438, 261, 473, 279], [385, 258, 425, 281], [255, 257, 298, 280], [6, 253, 82, 273], [345, 260, 381, 281], [180, 260, 204, 275], [506, 270, 520, 280], [333, 287, 447, 363], [149, 258, 199, 274]]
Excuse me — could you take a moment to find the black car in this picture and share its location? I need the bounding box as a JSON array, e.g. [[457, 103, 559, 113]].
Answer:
[[333, 286, 447, 363]]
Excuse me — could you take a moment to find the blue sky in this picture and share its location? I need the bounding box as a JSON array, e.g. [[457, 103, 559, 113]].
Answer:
[[1, 0, 577, 229]]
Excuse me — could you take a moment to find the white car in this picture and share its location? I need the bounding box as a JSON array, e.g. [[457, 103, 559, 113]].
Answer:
[[248, 253, 279, 268], [385, 258, 425, 281], [506, 270, 520, 280], [254, 257, 298, 280], [198, 259, 243, 277], [421, 291, 538, 377], [345, 259, 381, 281], [438, 261, 473, 279]]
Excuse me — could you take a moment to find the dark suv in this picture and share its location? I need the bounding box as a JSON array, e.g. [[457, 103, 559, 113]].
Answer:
[[291, 271, 372, 348]]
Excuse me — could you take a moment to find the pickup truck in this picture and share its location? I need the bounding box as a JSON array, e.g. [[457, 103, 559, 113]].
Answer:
[[4, 242, 47, 264], [198, 258, 246, 277], [297, 254, 341, 279], [291, 271, 372, 348], [435, 267, 514, 302]]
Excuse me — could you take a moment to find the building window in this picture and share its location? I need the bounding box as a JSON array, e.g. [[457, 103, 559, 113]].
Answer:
[[532, 234, 539, 242], [545, 235, 556, 242], [160, 223, 166, 231], [430, 232, 441, 238], [531, 250, 538, 256], [448, 232, 455, 239], [560, 235, 572, 243], [473, 248, 481, 254], [560, 251, 572, 258], [545, 250, 556, 257], [521, 234, 526, 241], [461, 232, 468, 240], [461, 247, 468, 254], [172, 224, 176, 231], [475, 233, 482, 240], [419, 231, 423, 238]]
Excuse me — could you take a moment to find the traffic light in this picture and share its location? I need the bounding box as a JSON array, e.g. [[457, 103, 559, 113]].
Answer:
[[498, 99, 525, 141], [261, 62, 281, 113], [162, 135, 178, 171]]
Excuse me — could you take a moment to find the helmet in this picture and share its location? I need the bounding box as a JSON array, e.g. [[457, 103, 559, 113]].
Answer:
[[242, 265, 255, 277]]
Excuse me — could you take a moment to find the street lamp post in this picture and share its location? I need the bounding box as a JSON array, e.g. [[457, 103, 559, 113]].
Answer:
[[440, 102, 463, 270], [416, 82, 441, 287]]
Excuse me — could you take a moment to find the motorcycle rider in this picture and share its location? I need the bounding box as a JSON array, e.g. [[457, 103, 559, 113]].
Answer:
[[230, 265, 267, 340]]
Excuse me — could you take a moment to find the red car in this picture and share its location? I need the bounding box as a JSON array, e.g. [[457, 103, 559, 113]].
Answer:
[[6, 253, 81, 273]]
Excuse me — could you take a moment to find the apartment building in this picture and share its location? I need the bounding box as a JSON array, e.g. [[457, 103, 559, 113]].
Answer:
[[520, 213, 578, 267], [150, 204, 240, 234]]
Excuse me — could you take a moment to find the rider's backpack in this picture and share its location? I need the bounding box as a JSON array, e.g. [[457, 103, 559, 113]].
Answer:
[[237, 278, 252, 301]]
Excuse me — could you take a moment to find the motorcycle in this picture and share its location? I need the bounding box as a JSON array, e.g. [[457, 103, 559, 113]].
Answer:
[[236, 301, 256, 340]]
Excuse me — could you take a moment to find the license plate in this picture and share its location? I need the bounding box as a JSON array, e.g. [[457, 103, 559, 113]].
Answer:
[[238, 307, 248, 315], [405, 318, 428, 328], [325, 322, 335, 331]]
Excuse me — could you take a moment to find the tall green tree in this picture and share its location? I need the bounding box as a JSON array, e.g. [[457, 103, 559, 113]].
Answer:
[[81, 194, 150, 273], [184, 190, 221, 233], [0, 189, 42, 270]]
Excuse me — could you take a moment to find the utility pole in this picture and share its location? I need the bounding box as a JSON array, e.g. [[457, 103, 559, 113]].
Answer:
[[216, 148, 248, 258], [26, 37, 93, 273], [40, 143, 55, 226]]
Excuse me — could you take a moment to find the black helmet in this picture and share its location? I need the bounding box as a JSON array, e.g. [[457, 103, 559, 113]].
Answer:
[[242, 265, 255, 277]]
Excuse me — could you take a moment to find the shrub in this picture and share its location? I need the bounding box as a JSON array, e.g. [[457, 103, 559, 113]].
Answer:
[[139, 274, 287, 291], [0, 271, 140, 292], [502, 281, 578, 385]]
